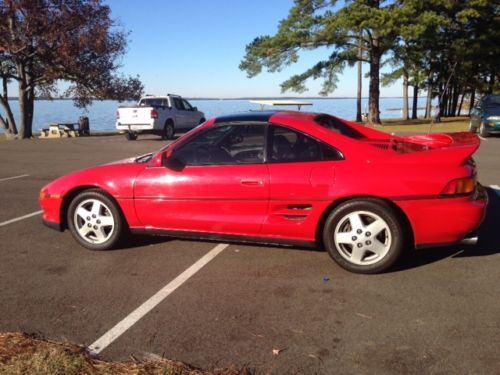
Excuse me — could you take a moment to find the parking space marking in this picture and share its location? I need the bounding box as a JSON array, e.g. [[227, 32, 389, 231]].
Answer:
[[0, 210, 42, 227], [479, 136, 488, 141], [0, 174, 29, 182], [87, 243, 229, 356]]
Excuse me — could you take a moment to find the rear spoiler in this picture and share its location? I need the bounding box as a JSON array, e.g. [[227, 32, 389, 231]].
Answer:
[[396, 132, 480, 166]]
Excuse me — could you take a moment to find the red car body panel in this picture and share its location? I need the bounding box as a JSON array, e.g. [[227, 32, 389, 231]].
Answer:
[[39, 111, 487, 249]]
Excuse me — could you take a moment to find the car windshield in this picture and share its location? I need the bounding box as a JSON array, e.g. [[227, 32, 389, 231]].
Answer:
[[315, 115, 365, 139], [483, 95, 500, 114]]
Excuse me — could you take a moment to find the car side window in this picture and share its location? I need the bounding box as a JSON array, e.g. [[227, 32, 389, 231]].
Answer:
[[173, 98, 184, 110], [269, 125, 343, 163], [173, 124, 266, 166], [182, 99, 193, 111]]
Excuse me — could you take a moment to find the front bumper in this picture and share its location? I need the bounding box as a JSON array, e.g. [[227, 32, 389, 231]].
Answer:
[[397, 184, 488, 246]]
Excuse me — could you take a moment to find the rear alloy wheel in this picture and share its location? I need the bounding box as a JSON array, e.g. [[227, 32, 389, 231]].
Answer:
[[162, 122, 175, 140], [323, 199, 404, 274], [67, 190, 124, 250]]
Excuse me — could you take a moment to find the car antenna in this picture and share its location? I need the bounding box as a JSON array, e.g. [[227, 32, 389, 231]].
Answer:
[[428, 61, 458, 135]]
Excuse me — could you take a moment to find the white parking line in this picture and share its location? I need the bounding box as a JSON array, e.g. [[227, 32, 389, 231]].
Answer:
[[479, 136, 488, 141], [0, 210, 42, 227], [0, 174, 29, 182], [87, 243, 229, 356]]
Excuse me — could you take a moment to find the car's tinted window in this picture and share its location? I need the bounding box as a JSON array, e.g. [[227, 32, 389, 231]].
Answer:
[[315, 115, 365, 139], [182, 99, 193, 111], [174, 124, 266, 166], [269, 125, 343, 163], [173, 98, 185, 110]]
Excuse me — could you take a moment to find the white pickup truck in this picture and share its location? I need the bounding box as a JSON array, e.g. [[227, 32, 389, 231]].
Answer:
[[116, 94, 205, 140]]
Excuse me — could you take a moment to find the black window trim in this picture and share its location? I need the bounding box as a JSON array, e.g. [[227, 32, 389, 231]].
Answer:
[[266, 123, 344, 163]]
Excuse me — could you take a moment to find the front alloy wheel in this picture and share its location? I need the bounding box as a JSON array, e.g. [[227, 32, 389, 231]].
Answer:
[[67, 189, 124, 250], [323, 199, 404, 274]]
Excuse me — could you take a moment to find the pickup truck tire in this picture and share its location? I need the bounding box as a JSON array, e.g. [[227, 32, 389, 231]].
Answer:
[[162, 121, 175, 140], [479, 122, 489, 138], [125, 132, 138, 141]]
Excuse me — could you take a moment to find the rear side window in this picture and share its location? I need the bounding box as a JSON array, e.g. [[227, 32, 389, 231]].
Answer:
[[268, 125, 343, 163], [315, 115, 365, 139]]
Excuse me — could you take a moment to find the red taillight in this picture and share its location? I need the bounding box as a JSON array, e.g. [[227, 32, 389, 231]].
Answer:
[[116, 110, 120, 119], [150, 109, 158, 119], [441, 177, 476, 196]]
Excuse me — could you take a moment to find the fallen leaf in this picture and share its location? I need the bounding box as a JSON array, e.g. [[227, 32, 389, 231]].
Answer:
[[272, 348, 286, 356]]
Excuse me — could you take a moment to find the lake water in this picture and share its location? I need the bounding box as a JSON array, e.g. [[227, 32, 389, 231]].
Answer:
[[2, 97, 430, 133]]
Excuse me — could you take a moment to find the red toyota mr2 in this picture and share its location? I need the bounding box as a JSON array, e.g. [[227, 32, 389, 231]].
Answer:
[[40, 111, 487, 273]]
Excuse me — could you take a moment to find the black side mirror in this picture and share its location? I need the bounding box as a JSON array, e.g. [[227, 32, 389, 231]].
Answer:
[[163, 153, 185, 171]]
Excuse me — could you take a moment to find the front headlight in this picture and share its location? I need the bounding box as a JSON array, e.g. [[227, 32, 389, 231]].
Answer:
[[486, 116, 500, 121]]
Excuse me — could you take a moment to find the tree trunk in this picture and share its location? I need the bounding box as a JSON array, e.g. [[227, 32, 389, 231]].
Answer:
[[0, 77, 18, 137], [356, 32, 363, 123], [468, 89, 476, 116], [402, 70, 409, 120], [411, 85, 418, 119], [17, 64, 34, 139], [368, 34, 381, 124], [458, 90, 465, 116], [425, 70, 433, 119]]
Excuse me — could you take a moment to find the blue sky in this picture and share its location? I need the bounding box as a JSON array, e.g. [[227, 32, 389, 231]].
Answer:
[[104, 0, 402, 98]]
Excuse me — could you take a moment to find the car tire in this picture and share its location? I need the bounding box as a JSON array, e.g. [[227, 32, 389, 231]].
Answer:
[[479, 122, 489, 138], [322, 199, 404, 274], [162, 121, 175, 140], [125, 132, 137, 141], [469, 121, 476, 133], [67, 189, 125, 251]]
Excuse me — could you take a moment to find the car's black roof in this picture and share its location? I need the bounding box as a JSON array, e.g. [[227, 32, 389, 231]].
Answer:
[[213, 111, 275, 124]]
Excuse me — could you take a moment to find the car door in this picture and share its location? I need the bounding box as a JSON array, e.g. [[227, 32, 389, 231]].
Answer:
[[133, 123, 269, 235], [261, 125, 343, 241], [181, 98, 200, 128]]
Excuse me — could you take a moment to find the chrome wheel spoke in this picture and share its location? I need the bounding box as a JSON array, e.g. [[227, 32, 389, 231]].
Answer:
[[369, 238, 389, 256], [76, 206, 91, 221], [351, 247, 365, 263], [78, 225, 93, 239], [99, 215, 114, 227], [94, 227, 107, 242], [91, 201, 102, 216], [336, 232, 354, 245], [366, 218, 387, 237], [347, 213, 364, 231]]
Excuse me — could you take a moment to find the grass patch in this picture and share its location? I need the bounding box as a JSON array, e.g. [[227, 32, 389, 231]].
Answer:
[[370, 116, 470, 134], [0, 332, 248, 375]]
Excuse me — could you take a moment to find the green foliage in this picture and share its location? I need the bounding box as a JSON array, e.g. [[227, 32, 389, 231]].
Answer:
[[240, 0, 499, 120]]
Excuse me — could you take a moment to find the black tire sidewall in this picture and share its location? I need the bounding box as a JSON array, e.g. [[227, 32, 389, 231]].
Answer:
[[323, 199, 404, 274], [163, 122, 174, 140], [67, 190, 123, 251], [479, 123, 488, 138]]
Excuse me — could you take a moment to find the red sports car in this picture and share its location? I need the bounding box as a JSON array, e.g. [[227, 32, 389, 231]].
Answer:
[[39, 111, 487, 273]]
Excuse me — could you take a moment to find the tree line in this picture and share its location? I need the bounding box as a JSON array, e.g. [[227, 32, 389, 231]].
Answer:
[[0, 0, 143, 139], [240, 0, 499, 124]]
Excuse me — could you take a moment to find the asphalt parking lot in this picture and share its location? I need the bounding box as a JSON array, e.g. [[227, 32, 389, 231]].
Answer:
[[0, 134, 499, 374]]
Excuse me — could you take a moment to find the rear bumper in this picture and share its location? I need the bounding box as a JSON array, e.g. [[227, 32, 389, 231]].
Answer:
[[116, 123, 155, 133], [397, 185, 488, 246]]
